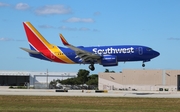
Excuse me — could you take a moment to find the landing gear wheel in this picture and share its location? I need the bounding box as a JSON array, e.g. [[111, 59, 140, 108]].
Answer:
[[142, 63, 145, 67], [89, 64, 95, 71]]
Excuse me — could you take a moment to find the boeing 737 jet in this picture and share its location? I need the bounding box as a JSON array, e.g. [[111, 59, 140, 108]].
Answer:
[[21, 22, 160, 71]]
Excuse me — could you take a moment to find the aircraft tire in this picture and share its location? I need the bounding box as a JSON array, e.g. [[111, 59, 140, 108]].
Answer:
[[89, 64, 95, 71], [142, 63, 145, 67]]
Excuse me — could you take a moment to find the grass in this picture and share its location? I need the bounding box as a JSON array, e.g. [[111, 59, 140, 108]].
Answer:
[[0, 96, 180, 112]]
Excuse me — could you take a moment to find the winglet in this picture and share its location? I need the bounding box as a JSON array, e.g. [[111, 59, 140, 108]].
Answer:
[[60, 34, 70, 46]]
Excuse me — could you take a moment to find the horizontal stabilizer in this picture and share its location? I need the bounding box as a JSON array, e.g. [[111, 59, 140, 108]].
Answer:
[[20, 47, 41, 54]]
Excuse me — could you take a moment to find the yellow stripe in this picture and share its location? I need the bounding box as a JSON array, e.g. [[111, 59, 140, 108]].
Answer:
[[50, 44, 75, 64], [26, 22, 75, 63], [25, 22, 51, 47]]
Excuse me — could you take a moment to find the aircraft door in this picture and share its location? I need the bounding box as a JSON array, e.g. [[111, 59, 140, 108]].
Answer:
[[138, 47, 143, 55]]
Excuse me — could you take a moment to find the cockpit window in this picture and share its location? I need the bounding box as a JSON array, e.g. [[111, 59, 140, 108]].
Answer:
[[147, 48, 152, 51]]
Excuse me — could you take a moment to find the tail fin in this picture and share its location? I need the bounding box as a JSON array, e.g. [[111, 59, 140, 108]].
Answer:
[[23, 22, 51, 51]]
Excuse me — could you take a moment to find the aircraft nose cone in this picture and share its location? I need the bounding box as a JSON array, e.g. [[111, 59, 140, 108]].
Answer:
[[154, 51, 160, 57]]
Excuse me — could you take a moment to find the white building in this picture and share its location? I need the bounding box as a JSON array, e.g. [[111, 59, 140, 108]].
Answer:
[[0, 70, 77, 88]]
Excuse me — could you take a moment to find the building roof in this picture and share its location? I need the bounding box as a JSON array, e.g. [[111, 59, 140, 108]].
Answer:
[[0, 71, 30, 76], [0, 71, 77, 77]]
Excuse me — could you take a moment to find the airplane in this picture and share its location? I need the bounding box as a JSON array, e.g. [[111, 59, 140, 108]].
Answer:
[[21, 22, 160, 71]]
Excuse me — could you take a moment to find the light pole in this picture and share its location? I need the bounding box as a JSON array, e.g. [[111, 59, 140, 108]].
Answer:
[[46, 69, 48, 89]]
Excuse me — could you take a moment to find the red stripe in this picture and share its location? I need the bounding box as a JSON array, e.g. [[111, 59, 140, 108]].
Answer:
[[23, 23, 66, 63], [23, 23, 47, 50], [60, 34, 69, 45]]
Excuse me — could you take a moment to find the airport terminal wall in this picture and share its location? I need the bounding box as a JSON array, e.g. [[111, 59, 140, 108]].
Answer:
[[99, 69, 180, 91]]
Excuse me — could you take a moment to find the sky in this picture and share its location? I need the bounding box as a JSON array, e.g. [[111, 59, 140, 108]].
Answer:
[[0, 0, 180, 74]]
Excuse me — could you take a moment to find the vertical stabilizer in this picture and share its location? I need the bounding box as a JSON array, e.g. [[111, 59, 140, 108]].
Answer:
[[23, 22, 51, 51]]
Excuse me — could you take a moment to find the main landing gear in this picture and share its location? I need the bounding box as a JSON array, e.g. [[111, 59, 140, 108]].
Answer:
[[89, 64, 95, 71]]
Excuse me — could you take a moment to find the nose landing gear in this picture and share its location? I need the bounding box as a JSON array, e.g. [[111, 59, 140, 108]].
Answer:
[[142, 63, 145, 67]]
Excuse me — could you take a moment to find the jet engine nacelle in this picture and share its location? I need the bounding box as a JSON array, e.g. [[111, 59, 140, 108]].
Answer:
[[100, 55, 118, 67]]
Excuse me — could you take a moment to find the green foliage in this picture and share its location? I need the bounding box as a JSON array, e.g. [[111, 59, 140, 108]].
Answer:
[[110, 71, 115, 73], [17, 86, 27, 89], [60, 78, 81, 85], [9, 86, 13, 89], [105, 69, 109, 72], [9, 86, 27, 89], [50, 69, 98, 87], [86, 74, 98, 85], [50, 79, 57, 85], [77, 69, 90, 84], [104, 69, 115, 73]]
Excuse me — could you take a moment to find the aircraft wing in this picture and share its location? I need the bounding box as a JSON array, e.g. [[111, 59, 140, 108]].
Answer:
[[60, 34, 101, 63]]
